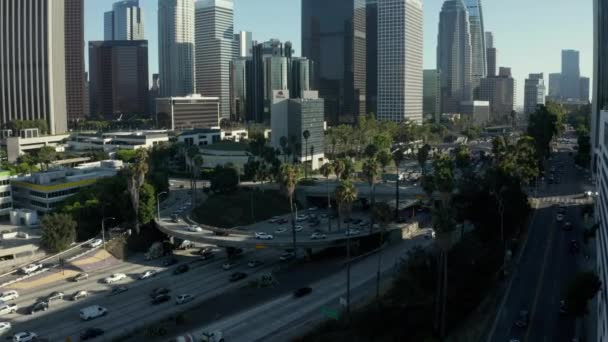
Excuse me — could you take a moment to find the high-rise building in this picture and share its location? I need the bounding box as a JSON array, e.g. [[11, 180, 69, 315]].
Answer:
[[524, 73, 546, 115], [230, 58, 249, 122], [366, 0, 378, 117], [266, 57, 289, 103], [156, 95, 220, 130], [479, 67, 515, 122], [460, 100, 490, 126], [548, 73, 562, 100], [423, 70, 441, 123], [562, 49, 581, 100], [302, 0, 367, 124], [65, 0, 86, 122], [465, 0, 487, 98], [0, 0, 70, 134], [104, 0, 144, 41], [290, 58, 314, 99], [84, 73, 90, 117], [234, 31, 252, 58], [89, 40, 149, 117], [580, 77, 590, 102], [485, 31, 493, 49], [437, 0, 472, 113], [149, 74, 161, 114], [195, 0, 234, 120], [158, 0, 195, 97], [377, 0, 423, 123], [485, 32, 496, 77]]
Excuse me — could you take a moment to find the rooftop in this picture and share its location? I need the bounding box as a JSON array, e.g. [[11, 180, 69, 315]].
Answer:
[[202, 141, 248, 152]]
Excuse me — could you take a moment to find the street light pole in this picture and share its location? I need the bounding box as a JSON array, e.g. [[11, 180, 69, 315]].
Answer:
[[101, 217, 116, 250], [157, 191, 168, 221]]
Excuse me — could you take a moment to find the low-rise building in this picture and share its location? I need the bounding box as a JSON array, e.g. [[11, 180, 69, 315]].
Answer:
[[156, 94, 220, 131], [68, 131, 169, 151], [460, 101, 490, 126], [4, 129, 69, 163], [0, 171, 12, 220]]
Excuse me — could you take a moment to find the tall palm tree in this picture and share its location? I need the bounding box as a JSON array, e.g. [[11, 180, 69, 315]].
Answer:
[[319, 163, 334, 232], [303, 130, 311, 179], [127, 149, 149, 234], [362, 158, 380, 234], [310, 145, 315, 168], [279, 164, 298, 257], [392, 148, 405, 220], [335, 180, 358, 319]]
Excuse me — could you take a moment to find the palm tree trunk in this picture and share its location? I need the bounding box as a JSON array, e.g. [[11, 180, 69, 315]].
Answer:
[[304, 140, 309, 179], [434, 252, 442, 332], [440, 251, 448, 338], [290, 195, 297, 258], [395, 176, 400, 221], [326, 177, 332, 232]]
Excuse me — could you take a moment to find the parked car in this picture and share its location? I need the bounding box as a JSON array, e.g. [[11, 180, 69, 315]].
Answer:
[[268, 216, 281, 223], [47, 291, 64, 302], [200, 331, 223, 342], [109, 286, 128, 296], [310, 232, 326, 240], [176, 294, 194, 305], [73, 273, 89, 282], [151, 294, 171, 305], [0, 291, 18, 302], [103, 273, 126, 284], [72, 291, 88, 301], [229, 272, 247, 282], [279, 252, 295, 262], [80, 328, 104, 341], [200, 250, 215, 261], [296, 215, 309, 222], [20, 264, 42, 275], [556, 214, 564, 222], [274, 227, 287, 234], [278, 218, 289, 224], [139, 270, 157, 280], [150, 288, 170, 298], [11, 332, 37, 342], [294, 225, 304, 232], [187, 226, 203, 233], [173, 264, 189, 275], [88, 239, 103, 248], [293, 287, 313, 298], [0, 304, 18, 315]]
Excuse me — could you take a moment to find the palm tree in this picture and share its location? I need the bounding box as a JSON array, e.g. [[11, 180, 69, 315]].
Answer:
[[319, 163, 334, 232], [127, 149, 149, 235], [392, 148, 405, 220], [335, 180, 358, 319], [362, 158, 380, 234], [303, 130, 311, 179], [310, 145, 315, 168], [279, 164, 298, 257], [417, 144, 431, 177]]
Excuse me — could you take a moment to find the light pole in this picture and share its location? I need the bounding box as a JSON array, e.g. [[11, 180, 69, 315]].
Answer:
[[101, 217, 116, 250], [157, 191, 168, 220]]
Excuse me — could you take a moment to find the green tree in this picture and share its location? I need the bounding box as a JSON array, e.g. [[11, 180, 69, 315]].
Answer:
[[210, 165, 239, 194], [116, 149, 138, 162], [126, 149, 149, 234], [41, 213, 77, 253], [138, 182, 156, 225], [37, 146, 57, 170], [418, 144, 431, 176], [377, 149, 392, 177], [279, 164, 298, 257], [319, 163, 334, 232], [527, 103, 564, 161], [335, 180, 358, 318], [362, 158, 380, 234], [332, 159, 345, 181], [279, 136, 289, 163]]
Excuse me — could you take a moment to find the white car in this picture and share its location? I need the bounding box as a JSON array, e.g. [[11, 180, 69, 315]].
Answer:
[[20, 264, 42, 275], [103, 273, 127, 284], [0, 322, 10, 335], [176, 294, 194, 305], [72, 291, 89, 301], [274, 227, 287, 234], [296, 215, 309, 222], [310, 232, 327, 240], [255, 232, 274, 240], [248, 260, 262, 268], [556, 214, 564, 222], [188, 226, 203, 232], [139, 270, 157, 280], [0, 304, 17, 315], [12, 332, 37, 342], [88, 239, 103, 248], [294, 225, 304, 232], [307, 207, 318, 212], [279, 252, 295, 261], [222, 262, 237, 270], [268, 216, 281, 223], [344, 229, 361, 236], [0, 291, 18, 302]]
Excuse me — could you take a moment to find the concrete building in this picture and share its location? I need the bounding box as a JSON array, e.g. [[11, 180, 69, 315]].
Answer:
[[230, 58, 249, 122], [596, 110, 608, 341], [366, 0, 378, 117], [178, 128, 251, 147], [290, 58, 314, 99], [12, 162, 123, 214], [437, 0, 472, 113], [479, 67, 515, 123], [65, 0, 86, 123], [0, 0, 71, 135], [234, 31, 252, 58], [465, 0, 487, 98], [549, 73, 563, 100], [88, 40, 149, 117], [195, 0, 234, 119], [302, 0, 367, 125], [524, 73, 546, 116], [562, 49, 581, 100], [424, 70, 441, 123], [266, 57, 289, 103], [4, 129, 70, 163], [485, 32, 496, 77], [581, 77, 591, 103], [593, 0, 608, 176], [0, 171, 13, 219], [158, 0, 195, 97], [67, 131, 169, 152], [104, 0, 144, 40], [460, 100, 490, 126], [377, 0, 423, 123], [156, 95, 220, 131]]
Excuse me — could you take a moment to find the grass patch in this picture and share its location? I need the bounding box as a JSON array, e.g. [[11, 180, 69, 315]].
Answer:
[[192, 188, 291, 228]]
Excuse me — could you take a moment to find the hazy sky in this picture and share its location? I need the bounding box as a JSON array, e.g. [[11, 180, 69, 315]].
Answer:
[[85, 0, 593, 106]]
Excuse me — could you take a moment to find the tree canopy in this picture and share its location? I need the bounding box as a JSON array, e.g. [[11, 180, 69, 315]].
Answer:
[[41, 213, 77, 253]]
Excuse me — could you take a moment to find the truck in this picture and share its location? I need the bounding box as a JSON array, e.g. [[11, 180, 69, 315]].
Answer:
[[79, 305, 107, 321]]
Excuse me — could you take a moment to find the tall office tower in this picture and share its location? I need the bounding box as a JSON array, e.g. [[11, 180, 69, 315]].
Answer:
[[366, 0, 378, 116], [84, 73, 90, 117], [377, 0, 423, 123], [266, 57, 289, 102], [229, 58, 249, 122], [479, 67, 515, 122], [423, 70, 441, 123], [302, 0, 367, 124], [290, 58, 313, 98], [158, 0, 195, 97], [149, 74, 161, 114], [195, 0, 234, 120], [104, 0, 145, 40], [524, 73, 546, 115], [437, 0, 473, 113], [561, 49, 581, 100], [485, 31, 493, 49], [580, 77, 590, 102], [485, 32, 496, 76], [0, 0, 69, 134], [250, 39, 291, 122], [65, 0, 86, 122], [234, 31, 252, 58], [465, 0, 486, 98], [89, 41, 149, 117], [548, 73, 562, 100]]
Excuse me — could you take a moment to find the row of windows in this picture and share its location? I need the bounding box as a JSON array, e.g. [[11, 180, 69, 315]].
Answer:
[[0, 191, 11, 198], [0, 180, 9, 186], [30, 187, 81, 199]]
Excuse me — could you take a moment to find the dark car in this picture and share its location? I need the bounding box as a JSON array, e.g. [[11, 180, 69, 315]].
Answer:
[[200, 250, 214, 261], [515, 310, 529, 328], [563, 222, 573, 231], [174, 264, 189, 275], [151, 294, 171, 305], [73, 273, 89, 282], [47, 291, 64, 302], [29, 301, 49, 314], [229, 272, 247, 282], [163, 257, 178, 267], [80, 327, 105, 341], [109, 286, 128, 296], [293, 287, 313, 298], [150, 287, 170, 298], [278, 218, 289, 224]]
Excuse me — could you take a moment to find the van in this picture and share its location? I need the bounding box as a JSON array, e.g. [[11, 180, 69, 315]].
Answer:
[[79, 305, 107, 321]]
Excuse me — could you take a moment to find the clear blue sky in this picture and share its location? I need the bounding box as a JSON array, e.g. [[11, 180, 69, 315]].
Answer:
[[85, 0, 593, 106]]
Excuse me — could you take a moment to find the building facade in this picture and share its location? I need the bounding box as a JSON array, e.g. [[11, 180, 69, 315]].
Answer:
[[68, 131, 169, 151], [229, 58, 249, 122], [460, 100, 489, 126], [302, 0, 367, 124], [596, 110, 608, 342], [65, 0, 86, 123], [290, 58, 313, 99], [158, 0, 195, 97], [104, 0, 144, 41], [485, 31, 496, 77], [562, 49, 581, 100], [437, 0, 472, 113], [0, 171, 12, 219], [156, 95, 220, 131], [88, 40, 149, 117], [195, 0, 234, 119], [581, 77, 591, 103], [366, 0, 378, 117], [524, 73, 546, 115], [549, 73, 562, 100], [234, 30, 252, 58], [479, 67, 515, 123], [424, 70, 441, 123], [593, 0, 608, 172], [377, 0, 423, 123], [465, 0, 487, 98], [0, 0, 70, 134]]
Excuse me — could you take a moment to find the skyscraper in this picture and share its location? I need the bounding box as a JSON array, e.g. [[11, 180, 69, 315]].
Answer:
[[465, 0, 487, 98], [158, 0, 195, 97], [302, 0, 367, 124], [524, 73, 546, 115], [229, 58, 249, 122], [65, 0, 86, 122], [479, 67, 515, 122], [437, 0, 472, 113], [366, 0, 378, 117], [548, 73, 562, 100], [424, 70, 441, 123], [290, 58, 314, 98], [485, 32, 496, 77], [234, 31, 252, 58], [485, 31, 493, 49], [0, 0, 70, 134], [195, 0, 234, 119], [580, 77, 590, 102], [104, 0, 144, 40], [377, 0, 423, 123], [561, 49, 581, 100]]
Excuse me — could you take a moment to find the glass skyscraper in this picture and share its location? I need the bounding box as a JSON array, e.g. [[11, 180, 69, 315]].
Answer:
[[465, 0, 487, 98], [104, 0, 145, 41]]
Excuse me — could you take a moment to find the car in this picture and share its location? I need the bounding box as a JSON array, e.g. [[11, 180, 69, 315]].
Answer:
[[88, 239, 103, 248], [229, 272, 247, 282], [200, 331, 224, 342], [255, 232, 274, 240], [293, 287, 312, 298], [320, 213, 328, 219], [308, 207, 318, 212], [279, 252, 295, 262], [352, 219, 363, 225], [357, 220, 368, 227], [556, 214, 564, 222], [296, 214, 309, 222], [109, 286, 128, 296], [560, 299, 568, 315], [345, 229, 361, 236], [28, 301, 48, 315], [247, 260, 262, 268], [0, 291, 18, 302], [47, 291, 64, 302], [294, 225, 304, 232], [515, 310, 529, 328], [73, 273, 89, 282], [268, 216, 281, 223], [222, 262, 237, 270], [0, 322, 10, 334], [150, 288, 170, 298], [162, 257, 178, 267], [425, 230, 436, 239], [80, 328, 105, 341], [11, 332, 37, 342], [274, 227, 287, 234], [20, 264, 42, 275], [278, 218, 289, 224], [200, 250, 215, 261], [174, 264, 189, 275], [176, 294, 194, 305], [103, 273, 126, 284], [563, 222, 573, 231], [0, 304, 17, 315], [187, 225, 203, 233], [72, 291, 89, 301], [151, 294, 171, 305], [139, 270, 157, 280], [79, 305, 107, 321], [310, 232, 326, 240], [197, 247, 214, 255]]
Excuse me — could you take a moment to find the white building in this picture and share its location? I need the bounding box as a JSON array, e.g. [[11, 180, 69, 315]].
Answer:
[[377, 0, 424, 123], [195, 0, 234, 119], [158, 0, 195, 97], [524, 73, 546, 116], [68, 131, 169, 151], [156, 94, 220, 131], [4, 129, 70, 163]]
